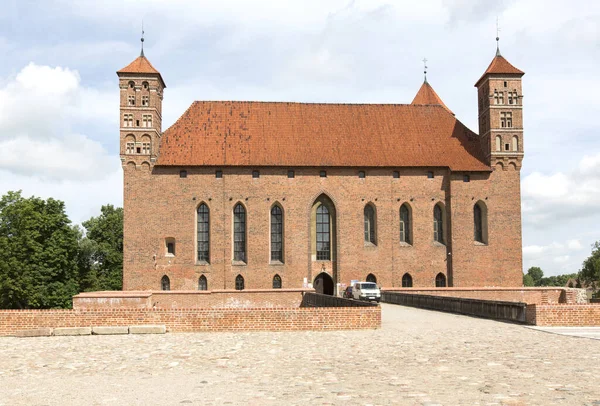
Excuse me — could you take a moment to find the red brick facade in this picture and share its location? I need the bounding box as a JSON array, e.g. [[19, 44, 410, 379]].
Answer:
[[526, 304, 600, 326], [118, 50, 525, 293]]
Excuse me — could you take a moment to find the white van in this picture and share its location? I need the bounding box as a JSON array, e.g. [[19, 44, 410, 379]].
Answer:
[[352, 282, 381, 302]]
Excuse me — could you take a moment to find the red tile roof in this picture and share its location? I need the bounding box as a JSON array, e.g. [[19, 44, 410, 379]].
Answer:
[[475, 55, 524, 87], [411, 81, 453, 115], [156, 101, 490, 171], [117, 56, 166, 87]]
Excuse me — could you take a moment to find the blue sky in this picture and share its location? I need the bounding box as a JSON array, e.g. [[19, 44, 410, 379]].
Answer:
[[0, 0, 598, 277]]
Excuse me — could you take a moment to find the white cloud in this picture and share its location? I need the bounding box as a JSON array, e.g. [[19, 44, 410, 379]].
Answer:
[[0, 63, 115, 180]]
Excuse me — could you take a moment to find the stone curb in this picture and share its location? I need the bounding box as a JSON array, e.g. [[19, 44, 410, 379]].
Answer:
[[15, 328, 53, 337], [129, 325, 166, 334], [92, 326, 129, 335], [53, 327, 92, 336]]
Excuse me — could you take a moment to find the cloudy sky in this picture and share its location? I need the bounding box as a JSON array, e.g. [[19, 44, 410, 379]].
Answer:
[[0, 0, 598, 277]]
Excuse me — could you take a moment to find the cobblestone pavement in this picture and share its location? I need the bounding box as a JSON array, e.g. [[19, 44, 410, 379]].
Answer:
[[526, 326, 600, 340], [1, 304, 599, 406]]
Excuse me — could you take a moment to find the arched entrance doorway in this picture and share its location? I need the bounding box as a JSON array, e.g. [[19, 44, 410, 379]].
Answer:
[[314, 272, 334, 295]]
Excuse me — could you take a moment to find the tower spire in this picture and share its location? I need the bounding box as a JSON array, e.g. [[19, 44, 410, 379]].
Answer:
[[495, 17, 501, 56], [422, 57, 428, 83], [140, 22, 145, 57]]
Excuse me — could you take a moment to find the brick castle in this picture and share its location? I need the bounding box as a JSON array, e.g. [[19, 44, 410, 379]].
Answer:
[[117, 41, 525, 295]]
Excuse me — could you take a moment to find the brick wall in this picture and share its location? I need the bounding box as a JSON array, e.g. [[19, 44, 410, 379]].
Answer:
[[0, 307, 381, 336], [382, 287, 572, 305], [526, 304, 600, 326], [123, 166, 522, 291], [73, 289, 308, 309]]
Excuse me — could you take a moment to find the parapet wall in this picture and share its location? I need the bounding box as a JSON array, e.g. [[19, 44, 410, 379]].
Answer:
[[526, 304, 600, 326], [73, 289, 309, 310], [382, 287, 582, 305], [0, 306, 381, 336]]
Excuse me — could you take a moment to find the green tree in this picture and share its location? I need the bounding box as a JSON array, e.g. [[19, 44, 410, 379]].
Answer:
[[0, 191, 79, 308], [526, 266, 544, 286], [77, 205, 123, 291], [523, 273, 535, 286], [579, 241, 600, 289]]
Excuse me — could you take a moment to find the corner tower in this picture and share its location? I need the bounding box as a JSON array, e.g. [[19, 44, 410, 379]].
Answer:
[[475, 42, 524, 169], [117, 47, 166, 167]]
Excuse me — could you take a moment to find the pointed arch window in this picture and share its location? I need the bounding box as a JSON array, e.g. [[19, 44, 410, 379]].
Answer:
[[435, 273, 447, 287], [233, 204, 246, 262], [400, 204, 412, 245], [433, 204, 445, 244], [161, 275, 170, 291], [364, 204, 377, 245], [235, 275, 245, 290], [197, 204, 209, 263], [270, 205, 283, 262], [512, 136, 519, 151], [316, 205, 330, 260], [495, 135, 502, 152], [198, 275, 207, 291], [366, 273, 377, 283], [272, 274, 282, 289], [474, 201, 488, 244], [402, 273, 413, 288]]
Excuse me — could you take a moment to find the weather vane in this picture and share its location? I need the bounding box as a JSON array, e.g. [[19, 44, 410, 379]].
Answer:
[[423, 58, 428, 83], [496, 16, 501, 56], [140, 21, 145, 57]]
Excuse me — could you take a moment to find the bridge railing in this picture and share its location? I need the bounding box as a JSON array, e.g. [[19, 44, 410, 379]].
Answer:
[[381, 291, 527, 323]]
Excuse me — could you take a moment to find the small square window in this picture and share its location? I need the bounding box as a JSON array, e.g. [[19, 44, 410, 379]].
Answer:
[[463, 175, 470, 183], [287, 170, 295, 179], [136, 120, 140, 127], [358, 171, 365, 179], [252, 170, 259, 178], [216, 170, 223, 178], [136, 147, 141, 154], [504, 81, 507, 87], [393, 171, 400, 179], [180, 170, 187, 178], [167, 242, 175, 255], [505, 143, 510, 151], [320, 170, 327, 178], [427, 171, 434, 179]]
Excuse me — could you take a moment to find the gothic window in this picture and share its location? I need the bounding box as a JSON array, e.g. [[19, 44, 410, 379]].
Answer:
[[493, 90, 499, 105], [233, 204, 246, 262], [316, 205, 330, 260], [142, 95, 149, 106], [128, 81, 135, 89], [500, 112, 512, 128], [435, 273, 446, 287], [366, 273, 377, 283], [400, 204, 412, 245], [433, 204, 445, 244], [474, 201, 488, 244], [235, 275, 245, 290], [495, 135, 502, 151], [272, 274, 282, 289], [128, 95, 135, 106], [402, 273, 413, 288], [123, 114, 133, 127], [161, 275, 170, 291], [498, 91, 504, 105], [197, 204, 209, 263], [126, 141, 135, 154], [142, 142, 151, 155], [506, 112, 513, 128], [364, 204, 376, 245], [512, 136, 519, 151], [198, 275, 207, 291], [270, 205, 283, 262]]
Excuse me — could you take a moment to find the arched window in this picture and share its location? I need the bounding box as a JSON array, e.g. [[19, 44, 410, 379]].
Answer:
[[366, 273, 377, 283], [235, 275, 245, 290], [495, 135, 502, 151], [512, 136, 519, 151], [433, 204, 445, 244], [435, 273, 446, 287], [197, 204, 209, 262], [271, 205, 283, 262], [272, 274, 282, 289], [161, 275, 170, 291], [233, 204, 246, 262], [400, 204, 412, 245], [316, 205, 330, 260], [402, 273, 413, 288], [364, 204, 376, 245], [474, 201, 488, 244], [198, 275, 207, 291]]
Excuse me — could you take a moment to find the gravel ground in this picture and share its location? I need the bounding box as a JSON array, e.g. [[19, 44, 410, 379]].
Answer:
[[0, 304, 599, 405]]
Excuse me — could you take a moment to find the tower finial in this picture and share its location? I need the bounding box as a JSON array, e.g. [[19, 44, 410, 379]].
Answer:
[[495, 17, 501, 56], [422, 57, 428, 83], [140, 21, 145, 57]]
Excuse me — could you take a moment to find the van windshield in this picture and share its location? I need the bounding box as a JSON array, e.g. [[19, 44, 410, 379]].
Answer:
[[360, 283, 378, 289]]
